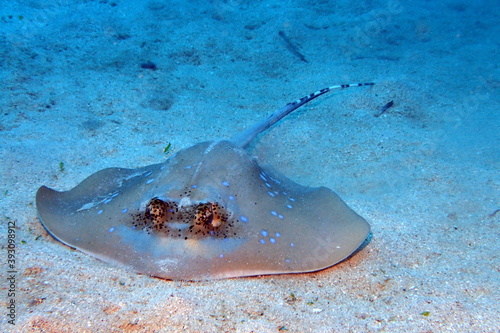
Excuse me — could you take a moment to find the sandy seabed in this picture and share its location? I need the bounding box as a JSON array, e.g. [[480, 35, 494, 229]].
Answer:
[[1, 0, 498, 332]]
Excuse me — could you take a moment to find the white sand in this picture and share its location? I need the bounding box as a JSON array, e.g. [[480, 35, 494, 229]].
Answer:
[[1, 0, 498, 332]]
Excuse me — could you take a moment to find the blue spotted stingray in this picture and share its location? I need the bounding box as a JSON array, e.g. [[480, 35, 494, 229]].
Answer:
[[36, 83, 372, 280]]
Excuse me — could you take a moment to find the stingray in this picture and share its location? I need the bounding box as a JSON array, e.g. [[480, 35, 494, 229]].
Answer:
[[36, 83, 373, 280]]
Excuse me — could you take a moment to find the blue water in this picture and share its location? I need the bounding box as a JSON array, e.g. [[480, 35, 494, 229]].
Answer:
[[1, 0, 498, 331]]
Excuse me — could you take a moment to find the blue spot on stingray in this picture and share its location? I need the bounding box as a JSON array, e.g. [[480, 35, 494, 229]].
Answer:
[[228, 195, 235, 201], [259, 173, 267, 181], [146, 178, 155, 184], [271, 210, 278, 216], [286, 204, 293, 209], [267, 191, 275, 197], [219, 254, 224, 258], [97, 209, 103, 215], [109, 227, 115, 232], [259, 239, 266, 244], [290, 243, 295, 247], [121, 208, 128, 214], [104, 198, 112, 204], [185, 165, 191, 169], [222, 181, 230, 187], [265, 182, 272, 188], [240, 215, 249, 223], [278, 214, 284, 219], [260, 230, 268, 237], [289, 198, 296, 202], [144, 171, 153, 177], [111, 192, 119, 198], [275, 232, 281, 237], [270, 238, 276, 244], [191, 185, 198, 189], [285, 259, 291, 263]]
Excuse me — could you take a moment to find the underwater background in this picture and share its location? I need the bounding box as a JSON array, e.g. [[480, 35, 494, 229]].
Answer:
[[1, 0, 498, 331]]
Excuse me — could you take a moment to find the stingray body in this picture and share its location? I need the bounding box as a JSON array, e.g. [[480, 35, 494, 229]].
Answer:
[[36, 83, 373, 280]]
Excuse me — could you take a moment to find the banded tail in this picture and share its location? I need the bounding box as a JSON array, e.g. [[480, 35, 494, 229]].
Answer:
[[231, 82, 374, 148]]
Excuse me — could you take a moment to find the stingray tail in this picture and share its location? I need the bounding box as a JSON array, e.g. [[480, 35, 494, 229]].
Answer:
[[231, 82, 374, 148]]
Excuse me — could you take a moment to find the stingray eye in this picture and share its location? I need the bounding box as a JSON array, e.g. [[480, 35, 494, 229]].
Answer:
[[145, 197, 172, 228], [139, 198, 231, 237], [195, 202, 225, 229]]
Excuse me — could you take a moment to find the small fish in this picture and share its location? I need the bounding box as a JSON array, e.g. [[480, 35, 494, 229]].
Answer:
[[279, 31, 308, 63]]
